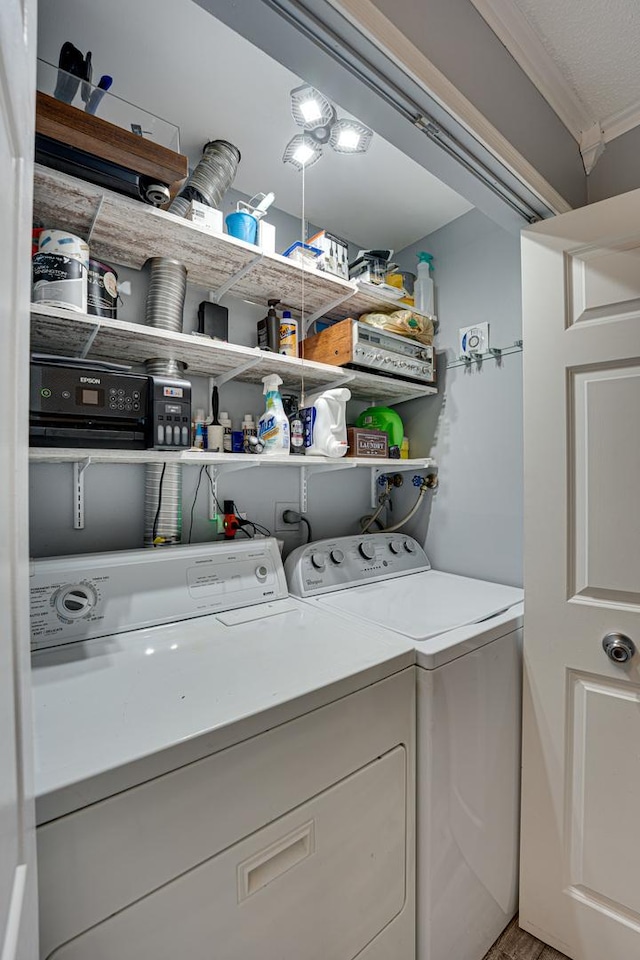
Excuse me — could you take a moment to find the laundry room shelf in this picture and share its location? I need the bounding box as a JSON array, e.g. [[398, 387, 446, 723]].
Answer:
[[31, 165, 436, 332], [29, 447, 434, 470], [30, 305, 437, 403]]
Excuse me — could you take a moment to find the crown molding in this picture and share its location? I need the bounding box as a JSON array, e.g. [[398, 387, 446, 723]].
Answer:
[[468, 0, 595, 142], [602, 99, 640, 144], [327, 0, 572, 214]]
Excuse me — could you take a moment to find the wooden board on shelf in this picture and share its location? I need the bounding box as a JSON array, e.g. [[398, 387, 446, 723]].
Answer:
[[30, 305, 437, 403], [36, 92, 188, 185]]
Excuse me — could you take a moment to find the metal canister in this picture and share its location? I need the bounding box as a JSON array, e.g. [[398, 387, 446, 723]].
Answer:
[[87, 259, 118, 319]]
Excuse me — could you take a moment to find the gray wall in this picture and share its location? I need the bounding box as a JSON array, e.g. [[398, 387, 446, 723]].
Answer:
[[368, 0, 585, 211], [393, 208, 523, 586], [29, 201, 371, 559], [587, 126, 640, 203]]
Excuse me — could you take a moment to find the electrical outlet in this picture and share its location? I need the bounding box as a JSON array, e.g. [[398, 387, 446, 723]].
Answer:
[[275, 501, 300, 533]]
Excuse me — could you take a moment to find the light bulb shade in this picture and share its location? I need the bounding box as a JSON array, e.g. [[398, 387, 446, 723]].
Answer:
[[290, 84, 335, 131], [329, 118, 373, 154], [283, 134, 323, 170]]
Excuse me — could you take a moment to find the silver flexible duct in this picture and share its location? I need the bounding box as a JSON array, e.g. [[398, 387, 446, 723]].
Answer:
[[143, 260, 188, 547], [168, 139, 241, 219], [145, 258, 187, 333]]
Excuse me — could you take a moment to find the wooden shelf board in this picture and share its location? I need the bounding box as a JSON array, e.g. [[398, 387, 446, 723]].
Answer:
[[30, 306, 436, 403], [32, 165, 435, 328], [29, 447, 435, 470]]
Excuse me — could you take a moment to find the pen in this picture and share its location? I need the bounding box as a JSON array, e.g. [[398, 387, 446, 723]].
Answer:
[[85, 75, 113, 115]]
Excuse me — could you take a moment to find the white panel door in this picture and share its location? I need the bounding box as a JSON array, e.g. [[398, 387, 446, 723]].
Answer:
[[520, 189, 640, 959], [0, 0, 38, 958]]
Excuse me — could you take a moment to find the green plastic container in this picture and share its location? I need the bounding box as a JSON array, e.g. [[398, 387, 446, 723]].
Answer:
[[355, 406, 404, 455]]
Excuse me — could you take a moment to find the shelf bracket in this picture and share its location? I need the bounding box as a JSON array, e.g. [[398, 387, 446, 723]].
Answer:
[[79, 321, 101, 359], [300, 460, 357, 512], [87, 194, 106, 245], [210, 253, 264, 303], [199, 461, 260, 520], [210, 355, 262, 388], [307, 372, 355, 397], [304, 287, 358, 332], [73, 458, 92, 529]]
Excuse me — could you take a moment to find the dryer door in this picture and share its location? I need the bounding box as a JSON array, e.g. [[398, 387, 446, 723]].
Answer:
[[47, 747, 407, 960]]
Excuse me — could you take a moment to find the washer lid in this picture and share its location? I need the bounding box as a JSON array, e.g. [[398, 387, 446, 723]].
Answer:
[[314, 569, 523, 647]]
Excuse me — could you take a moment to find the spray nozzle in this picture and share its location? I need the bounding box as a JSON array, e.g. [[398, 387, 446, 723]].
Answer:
[[417, 251, 434, 270], [262, 374, 283, 395]]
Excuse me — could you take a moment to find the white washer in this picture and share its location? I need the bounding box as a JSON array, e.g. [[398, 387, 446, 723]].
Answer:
[[285, 533, 524, 960], [31, 539, 416, 960]]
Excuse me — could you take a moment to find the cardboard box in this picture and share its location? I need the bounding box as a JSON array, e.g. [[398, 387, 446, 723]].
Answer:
[[345, 427, 389, 458]]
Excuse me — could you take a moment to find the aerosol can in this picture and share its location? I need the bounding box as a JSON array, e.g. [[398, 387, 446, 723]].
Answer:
[[302, 388, 351, 458]]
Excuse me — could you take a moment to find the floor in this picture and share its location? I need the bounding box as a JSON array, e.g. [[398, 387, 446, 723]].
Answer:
[[482, 917, 569, 960]]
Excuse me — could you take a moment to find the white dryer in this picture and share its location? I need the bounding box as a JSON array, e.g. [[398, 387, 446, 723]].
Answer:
[[286, 533, 524, 960], [31, 539, 416, 960]]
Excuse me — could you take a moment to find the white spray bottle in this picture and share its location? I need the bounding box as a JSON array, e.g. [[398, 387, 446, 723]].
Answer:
[[304, 388, 351, 458], [258, 374, 290, 455]]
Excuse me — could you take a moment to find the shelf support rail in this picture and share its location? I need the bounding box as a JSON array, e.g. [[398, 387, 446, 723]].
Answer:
[[310, 371, 355, 394], [87, 194, 106, 245], [299, 461, 357, 512], [209, 253, 264, 303], [73, 458, 92, 529], [78, 321, 101, 359], [304, 287, 358, 332], [203, 461, 261, 520], [210, 355, 262, 388]]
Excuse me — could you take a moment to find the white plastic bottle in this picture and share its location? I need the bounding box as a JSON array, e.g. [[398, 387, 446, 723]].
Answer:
[[219, 411, 232, 452], [241, 413, 257, 452], [258, 375, 290, 456], [305, 388, 351, 458], [415, 251, 435, 316]]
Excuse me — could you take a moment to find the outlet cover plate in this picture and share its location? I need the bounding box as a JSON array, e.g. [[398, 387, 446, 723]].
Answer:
[[459, 321, 489, 357], [275, 501, 300, 533]]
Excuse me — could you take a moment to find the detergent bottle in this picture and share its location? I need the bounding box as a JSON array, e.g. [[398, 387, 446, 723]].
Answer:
[[303, 388, 351, 458], [258, 374, 290, 455]]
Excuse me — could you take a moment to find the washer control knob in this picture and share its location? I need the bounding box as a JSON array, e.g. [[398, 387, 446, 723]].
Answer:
[[55, 584, 96, 620], [403, 539, 417, 554], [358, 541, 376, 561], [255, 565, 268, 582], [330, 549, 345, 565], [311, 552, 326, 570], [389, 540, 402, 555]]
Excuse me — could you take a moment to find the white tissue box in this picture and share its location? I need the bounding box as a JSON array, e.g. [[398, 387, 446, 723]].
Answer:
[[186, 201, 223, 234]]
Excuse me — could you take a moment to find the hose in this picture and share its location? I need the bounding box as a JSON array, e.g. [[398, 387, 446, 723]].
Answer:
[[360, 477, 430, 535]]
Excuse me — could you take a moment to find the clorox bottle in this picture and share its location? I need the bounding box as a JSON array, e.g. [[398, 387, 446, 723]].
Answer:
[[258, 374, 290, 455]]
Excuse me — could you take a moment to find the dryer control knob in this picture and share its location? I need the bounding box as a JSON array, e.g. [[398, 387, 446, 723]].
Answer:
[[403, 539, 417, 554], [255, 565, 268, 582], [389, 541, 402, 554], [311, 552, 326, 570], [330, 549, 345, 565], [358, 541, 376, 561], [55, 583, 96, 621]]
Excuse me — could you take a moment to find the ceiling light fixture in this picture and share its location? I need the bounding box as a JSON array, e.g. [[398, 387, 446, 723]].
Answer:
[[282, 133, 323, 170], [330, 118, 373, 154], [284, 84, 373, 169]]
